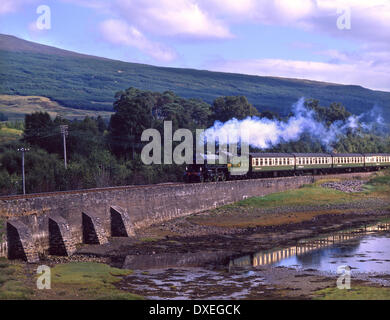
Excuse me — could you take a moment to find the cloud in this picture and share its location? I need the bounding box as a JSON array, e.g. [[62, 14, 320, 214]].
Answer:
[[100, 19, 177, 62], [198, 0, 390, 47], [209, 55, 390, 91], [0, 0, 36, 14], [112, 0, 233, 39]]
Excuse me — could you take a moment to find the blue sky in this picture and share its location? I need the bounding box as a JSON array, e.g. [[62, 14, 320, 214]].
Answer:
[[1, 0, 389, 91]]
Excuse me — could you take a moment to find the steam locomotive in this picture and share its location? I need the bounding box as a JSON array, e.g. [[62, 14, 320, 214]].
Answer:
[[184, 152, 390, 183]]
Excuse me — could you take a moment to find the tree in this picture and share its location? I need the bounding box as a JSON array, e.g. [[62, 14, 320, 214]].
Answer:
[[0, 113, 8, 121], [23, 112, 56, 150], [305, 99, 352, 126], [109, 88, 156, 159], [211, 96, 259, 123]]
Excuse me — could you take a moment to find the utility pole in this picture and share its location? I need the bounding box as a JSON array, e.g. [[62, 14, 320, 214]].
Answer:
[[60, 125, 68, 169], [17, 147, 30, 195]]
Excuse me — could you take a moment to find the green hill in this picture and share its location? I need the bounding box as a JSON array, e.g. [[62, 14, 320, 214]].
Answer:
[[1, 34, 389, 120]]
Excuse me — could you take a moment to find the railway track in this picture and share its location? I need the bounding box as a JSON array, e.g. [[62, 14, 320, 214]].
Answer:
[[0, 182, 185, 201]]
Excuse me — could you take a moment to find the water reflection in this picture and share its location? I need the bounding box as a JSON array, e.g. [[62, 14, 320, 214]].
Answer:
[[230, 222, 390, 273]]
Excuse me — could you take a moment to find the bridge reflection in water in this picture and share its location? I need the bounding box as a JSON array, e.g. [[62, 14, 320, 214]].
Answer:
[[230, 222, 390, 268]]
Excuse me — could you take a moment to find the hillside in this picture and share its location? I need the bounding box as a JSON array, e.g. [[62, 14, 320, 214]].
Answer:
[[0, 94, 113, 121], [1, 34, 390, 120]]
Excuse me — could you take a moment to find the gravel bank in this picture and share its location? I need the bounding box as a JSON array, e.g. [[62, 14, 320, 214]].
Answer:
[[321, 180, 366, 193]]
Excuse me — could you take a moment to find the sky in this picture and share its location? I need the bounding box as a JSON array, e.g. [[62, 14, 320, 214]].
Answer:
[[0, 0, 389, 91]]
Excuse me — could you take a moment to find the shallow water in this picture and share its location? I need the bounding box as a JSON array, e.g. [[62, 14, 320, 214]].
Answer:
[[274, 233, 390, 274], [231, 222, 390, 274]]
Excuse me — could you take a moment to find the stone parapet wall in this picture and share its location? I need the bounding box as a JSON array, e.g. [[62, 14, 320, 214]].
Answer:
[[0, 172, 374, 262]]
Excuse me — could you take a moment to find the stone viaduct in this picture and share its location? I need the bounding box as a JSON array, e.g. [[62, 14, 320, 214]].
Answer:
[[0, 173, 373, 262]]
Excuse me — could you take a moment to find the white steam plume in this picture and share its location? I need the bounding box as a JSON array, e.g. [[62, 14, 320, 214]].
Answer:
[[203, 97, 384, 151]]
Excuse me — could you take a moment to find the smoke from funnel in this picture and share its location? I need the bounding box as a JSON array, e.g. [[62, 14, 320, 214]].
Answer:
[[203, 97, 385, 151]]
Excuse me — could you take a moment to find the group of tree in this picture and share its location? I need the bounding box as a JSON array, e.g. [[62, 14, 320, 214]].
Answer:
[[0, 87, 389, 195]]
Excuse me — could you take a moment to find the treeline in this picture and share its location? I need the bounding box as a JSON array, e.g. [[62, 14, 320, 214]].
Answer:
[[0, 87, 389, 195]]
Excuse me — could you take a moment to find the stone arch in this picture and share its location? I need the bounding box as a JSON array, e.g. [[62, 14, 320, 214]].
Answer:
[[7, 222, 27, 261], [48, 216, 76, 256], [6, 220, 39, 263], [48, 218, 68, 256], [82, 212, 100, 244], [82, 212, 108, 245], [110, 206, 134, 237]]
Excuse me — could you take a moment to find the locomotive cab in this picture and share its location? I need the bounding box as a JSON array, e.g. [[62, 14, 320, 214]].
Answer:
[[184, 154, 229, 183], [184, 164, 205, 183]]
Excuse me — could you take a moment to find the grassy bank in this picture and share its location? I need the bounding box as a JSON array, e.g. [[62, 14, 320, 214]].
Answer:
[[0, 126, 22, 144], [0, 95, 113, 122], [314, 286, 390, 300], [34, 262, 143, 300], [188, 171, 390, 228], [0, 260, 143, 300], [0, 258, 33, 299]]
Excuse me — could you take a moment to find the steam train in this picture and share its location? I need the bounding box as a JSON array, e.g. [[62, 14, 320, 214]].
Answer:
[[184, 153, 390, 183]]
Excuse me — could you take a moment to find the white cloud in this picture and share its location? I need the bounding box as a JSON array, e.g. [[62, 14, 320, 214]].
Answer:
[[0, 0, 36, 14], [209, 56, 390, 91], [100, 19, 177, 62], [112, 0, 233, 39]]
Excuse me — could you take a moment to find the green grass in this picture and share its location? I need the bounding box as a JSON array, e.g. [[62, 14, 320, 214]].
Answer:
[[363, 170, 390, 196], [139, 237, 160, 242], [223, 172, 390, 210], [0, 258, 33, 300], [49, 262, 143, 300], [188, 172, 390, 228], [224, 184, 361, 210], [0, 125, 22, 144], [0, 94, 113, 122], [314, 286, 390, 300]]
